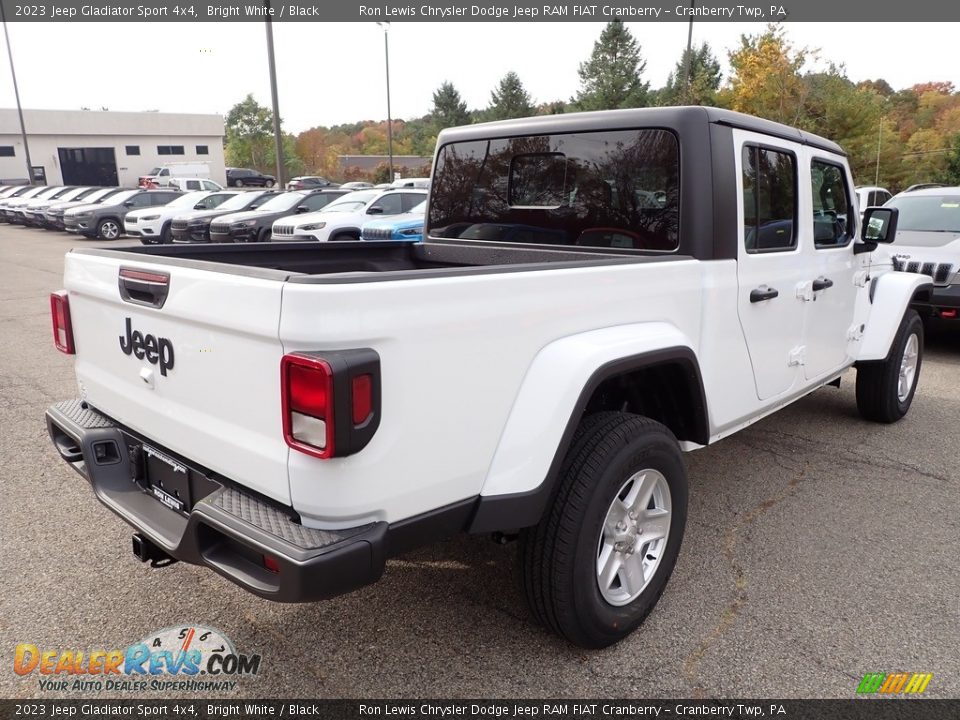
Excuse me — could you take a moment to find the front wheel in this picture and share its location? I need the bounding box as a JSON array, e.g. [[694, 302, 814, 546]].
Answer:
[[856, 309, 923, 423], [97, 219, 121, 240], [235, 179, 244, 188], [519, 413, 688, 648], [265, 179, 275, 188]]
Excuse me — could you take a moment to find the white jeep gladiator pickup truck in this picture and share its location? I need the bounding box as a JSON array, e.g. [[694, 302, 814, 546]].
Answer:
[[46, 108, 931, 648]]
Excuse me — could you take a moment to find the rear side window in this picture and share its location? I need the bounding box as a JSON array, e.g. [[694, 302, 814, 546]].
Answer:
[[429, 129, 679, 251], [742, 145, 796, 253], [811, 160, 853, 248], [401, 193, 425, 212]]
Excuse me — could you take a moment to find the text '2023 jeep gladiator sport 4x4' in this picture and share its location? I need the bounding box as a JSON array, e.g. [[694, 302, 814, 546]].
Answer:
[[46, 108, 929, 648]]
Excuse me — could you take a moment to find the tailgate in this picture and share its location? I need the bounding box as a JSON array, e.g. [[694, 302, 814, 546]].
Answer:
[[63, 252, 290, 504]]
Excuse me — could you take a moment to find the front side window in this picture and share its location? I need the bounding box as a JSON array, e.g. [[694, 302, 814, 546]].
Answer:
[[128, 193, 152, 208], [302, 193, 338, 211], [742, 145, 797, 253], [369, 193, 404, 216], [429, 129, 679, 251], [811, 160, 853, 248]]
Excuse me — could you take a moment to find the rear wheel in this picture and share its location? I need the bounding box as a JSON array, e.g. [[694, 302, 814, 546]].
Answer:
[[519, 412, 688, 648], [265, 179, 275, 188], [856, 309, 923, 423], [97, 219, 121, 241]]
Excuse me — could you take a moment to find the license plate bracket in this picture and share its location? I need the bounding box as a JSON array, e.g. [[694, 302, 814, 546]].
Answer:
[[143, 445, 191, 513]]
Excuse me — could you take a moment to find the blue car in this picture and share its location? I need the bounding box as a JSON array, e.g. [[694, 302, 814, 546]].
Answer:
[[360, 201, 425, 242]]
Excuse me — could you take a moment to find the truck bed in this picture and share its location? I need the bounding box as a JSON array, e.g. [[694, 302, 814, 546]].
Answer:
[[72, 239, 687, 283]]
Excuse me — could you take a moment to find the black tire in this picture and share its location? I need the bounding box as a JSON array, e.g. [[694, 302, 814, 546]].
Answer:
[[856, 309, 923, 423], [519, 412, 688, 648], [265, 179, 275, 188], [159, 221, 172, 244], [258, 227, 271, 243], [235, 179, 244, 188], [96, 218, 122, 241], [331, 232, 360, 242]]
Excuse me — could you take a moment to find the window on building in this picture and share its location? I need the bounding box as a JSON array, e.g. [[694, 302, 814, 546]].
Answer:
[[196, 145, 209, 155], [742, 145, 797, 253], [0, 146, 15, 157], [157, 145, 185, 156], [125, 145, 140, 156]]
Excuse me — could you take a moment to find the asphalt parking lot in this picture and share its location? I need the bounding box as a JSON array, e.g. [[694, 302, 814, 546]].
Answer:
[[1, 224, 958, 700]]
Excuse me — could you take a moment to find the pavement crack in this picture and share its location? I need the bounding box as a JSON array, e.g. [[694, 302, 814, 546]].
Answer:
[[682, 444, 808, 698]]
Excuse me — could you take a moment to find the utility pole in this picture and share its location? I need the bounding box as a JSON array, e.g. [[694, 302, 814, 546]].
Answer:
[[1, 7, 34, 182], [875, 117, 883, 186], [377, 22, 394, 182], [683, 1, 694, 104], [264, 0, 284, 186]]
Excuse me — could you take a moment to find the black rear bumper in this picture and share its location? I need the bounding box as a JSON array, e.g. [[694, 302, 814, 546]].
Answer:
[[45, 399, 389, 603]]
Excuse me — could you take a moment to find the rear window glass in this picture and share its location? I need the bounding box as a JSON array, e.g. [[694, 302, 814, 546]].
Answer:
[[428, 129, 679, 251]]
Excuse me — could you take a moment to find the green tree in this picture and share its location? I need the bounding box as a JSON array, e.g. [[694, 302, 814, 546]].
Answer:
[[939, 134, 960, 184], [574, 19, 649, 110], [431, 81, 472, 129], [723, 24, 810, 124], [487, 71, 535, 121], [225, 94, 274, 171], [800, 67, 886, 181], [660, 42, 722, 106]]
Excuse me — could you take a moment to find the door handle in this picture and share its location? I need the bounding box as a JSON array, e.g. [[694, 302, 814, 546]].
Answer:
[[750, 286, 779, 303], [812, 277, 834, 291]]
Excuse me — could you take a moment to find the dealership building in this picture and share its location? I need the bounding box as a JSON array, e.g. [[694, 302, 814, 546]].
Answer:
[[0, 108, 225, 187]]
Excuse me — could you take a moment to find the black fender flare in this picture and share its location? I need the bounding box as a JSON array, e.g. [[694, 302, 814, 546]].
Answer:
[[468, 346, 708, 533]]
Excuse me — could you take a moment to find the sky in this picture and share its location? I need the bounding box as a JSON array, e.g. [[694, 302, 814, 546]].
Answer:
[[0, 22, 958, 134]]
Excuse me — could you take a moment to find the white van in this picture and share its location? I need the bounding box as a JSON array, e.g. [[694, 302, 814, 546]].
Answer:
[[139, 162, 211, 188]]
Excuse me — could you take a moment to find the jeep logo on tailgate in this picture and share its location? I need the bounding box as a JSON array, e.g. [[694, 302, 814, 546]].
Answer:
[[119, 317, 175, 376]]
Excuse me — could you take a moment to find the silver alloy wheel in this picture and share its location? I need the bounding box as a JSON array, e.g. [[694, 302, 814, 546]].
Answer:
[[898, 333, 919, 402], [100, 221, 120, 240], [596, 469, 672, 607]]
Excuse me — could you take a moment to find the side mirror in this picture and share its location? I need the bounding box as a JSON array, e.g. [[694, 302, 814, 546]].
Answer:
[[367, 206, 383, 215], [861, 206, 898, 244], [194, 202, 205, 209], [296, 205, 309, 214], [123, 201, 134, 207]]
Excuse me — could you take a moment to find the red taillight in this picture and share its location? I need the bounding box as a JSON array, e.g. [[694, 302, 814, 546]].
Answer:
[[281, 354, 335, 459], [940, 309, 957, 319], [262, 555, 280, 574], [50, 291, 74, 354], [352, 374, 373, 425], [281, 350, 381, 460]]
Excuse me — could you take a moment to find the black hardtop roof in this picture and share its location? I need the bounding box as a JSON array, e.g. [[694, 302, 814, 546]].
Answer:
[[436, 106, 845, 157]]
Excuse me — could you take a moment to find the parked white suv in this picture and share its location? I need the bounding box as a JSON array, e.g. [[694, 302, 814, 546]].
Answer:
[[855, 186, 892, 217], [124, 191, 237, 244], [270, 189, 427, 242], [883, 186, 960, 320]]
